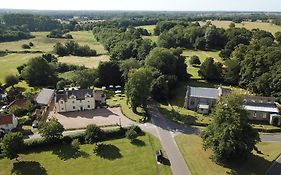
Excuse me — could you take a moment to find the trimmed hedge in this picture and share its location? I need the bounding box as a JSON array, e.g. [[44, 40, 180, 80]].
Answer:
[[23, 126, 143, 151]]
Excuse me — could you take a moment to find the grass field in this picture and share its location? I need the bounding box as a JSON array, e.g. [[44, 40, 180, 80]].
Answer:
[[199, 20, 281, 34], [136, 25, 156, 34], [0, 31, 107, 54], [182, 50, 222, 78], [0, 134, 171, 175], [0, 53, 41, 82], [176, 134, 281, 175], [58, 55, 110, 68]]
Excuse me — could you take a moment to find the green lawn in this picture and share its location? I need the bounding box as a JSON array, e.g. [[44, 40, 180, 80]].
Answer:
[[176, 134, 281, 175], [0, 134, 171, 175], [0, 53, 40, 82], [58, 55, 110, 68], [0, 31, 107, 55], [106, 91, 145, 122], [199, 20, 281, 34]]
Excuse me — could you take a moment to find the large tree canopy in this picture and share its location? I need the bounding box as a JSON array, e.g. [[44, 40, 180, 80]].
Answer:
[[201, 94, 260, 163], [125, 67, 153, 112], [21, 57, 57, 87]]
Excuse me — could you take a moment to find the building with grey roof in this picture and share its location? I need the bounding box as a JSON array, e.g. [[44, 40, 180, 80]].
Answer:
[[184, 86, 230, 114], [55, 88, 106, 113], [36, 88, 55, 106]]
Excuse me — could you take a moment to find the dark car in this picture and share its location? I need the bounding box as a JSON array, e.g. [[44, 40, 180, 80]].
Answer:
[[155, 150, 163, 163]]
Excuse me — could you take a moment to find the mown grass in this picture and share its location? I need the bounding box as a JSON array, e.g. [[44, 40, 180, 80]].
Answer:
[[199, 20, 281, 34], [58, 55, 110, 68], [0, 31, 107, 54], [176, 134, 281, 175], [106, 90, 145, 122], [136, 25, 156, 34], [0, 134, 171, 175], [0, 53, 41, 82]]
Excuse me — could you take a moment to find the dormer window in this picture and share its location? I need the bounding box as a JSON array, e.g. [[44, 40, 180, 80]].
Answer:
[[60, 100, 64, 104], [69, 95, 76, 99], [85, 93, 91, 98]]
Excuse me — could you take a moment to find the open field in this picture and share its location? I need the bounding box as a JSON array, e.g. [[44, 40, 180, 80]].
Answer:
[[199, 20, 281, 34], [0, 31, 107, 54], [0, 134, 171, 175], [136, 25, 156, 34], [182, 50, 222, 78], [58, 55, 110, 68], [176, 134, 281, 175], [0, 53, 41, 82]]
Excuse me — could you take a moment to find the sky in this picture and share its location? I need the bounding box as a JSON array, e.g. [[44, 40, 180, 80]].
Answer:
[[0, 0, 281, 12]]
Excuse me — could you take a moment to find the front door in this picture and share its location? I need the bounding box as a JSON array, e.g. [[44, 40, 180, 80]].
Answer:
[[80, 106, 83, 111]]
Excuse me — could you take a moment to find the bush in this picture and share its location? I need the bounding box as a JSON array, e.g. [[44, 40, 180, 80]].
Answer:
[[64, 34, 73, 39], [22, 44, 31, 49], [189, 55, 201, 65], [85, 124, 105, 144], [29, 42, 34, 47], [71, 139, 80, 150], [126, 128, 138, 141]]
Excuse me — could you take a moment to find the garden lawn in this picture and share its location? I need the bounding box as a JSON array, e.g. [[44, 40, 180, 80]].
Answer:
[[199, 20, 281, 34], [0, 31, 107, 54], [0, 134, 171, 175], [105, 90, 145, 122], [175, 134, 281, 175], [58, 55, 110, 68], [0, 53, 41, 82]]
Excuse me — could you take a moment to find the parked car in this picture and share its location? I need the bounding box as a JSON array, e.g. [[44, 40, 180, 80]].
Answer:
[[155, 150, 163, 163], [32, 120, 39, 128]]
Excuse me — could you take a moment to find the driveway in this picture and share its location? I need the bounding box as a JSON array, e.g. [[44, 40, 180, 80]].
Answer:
[[49, 107, 135, 129]]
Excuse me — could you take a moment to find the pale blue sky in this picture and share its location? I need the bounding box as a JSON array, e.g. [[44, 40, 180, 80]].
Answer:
[[1, 0, 281, 12]]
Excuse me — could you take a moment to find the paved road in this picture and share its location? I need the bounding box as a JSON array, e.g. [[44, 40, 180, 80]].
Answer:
[[266, 155, 281, 175], [260, 133, 281, 142], [145, 105, 194, 175]]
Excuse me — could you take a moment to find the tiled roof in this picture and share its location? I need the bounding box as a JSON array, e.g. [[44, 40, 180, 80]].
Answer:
[[0, 114, 13, 125], [55, 88, 94, 102]]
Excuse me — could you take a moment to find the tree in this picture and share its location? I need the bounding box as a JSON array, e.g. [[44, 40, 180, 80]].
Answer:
[[1, 132, 24, 160], [97, 61, 122, 86], [189, 55, 201, 65], [198, 57, 222, 82], [84, 124, 105, 144], [275, 32, 281, 44], [119, 58, 141, 81], [125, 68, 153, 112], [39, 118, 64, 141], [21, 57, 57, 86], [223, 59, 240, 85], [201, 94, 260, 163], [5, 75, 19, 88], [126, 128, 138, 141], [21, 44, 30, 49], [53, 43, 69, 56], [72, 69, 97, 88]]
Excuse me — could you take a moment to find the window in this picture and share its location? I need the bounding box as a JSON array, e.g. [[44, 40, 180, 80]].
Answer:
[[253, 112, 257, 118], [61, 108, 64, 110], [73, 106, 75, 109], [190, 99, 195, 106], [88, 101, 90, 103], [60, 101, 64, 104], [88, 105, 90, 108], [72, 101, 75, 104]]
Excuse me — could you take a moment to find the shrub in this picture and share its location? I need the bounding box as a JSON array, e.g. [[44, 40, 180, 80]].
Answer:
[[22, 44, 31, 49], [38, 118, 64, 141], [189, 55, 201, 65], [71, 139, 80, 150], [126, 128, 138, 141], [29, 42, 34, 47], [85, 124, 105, 144], [64, 34, 73, 39]]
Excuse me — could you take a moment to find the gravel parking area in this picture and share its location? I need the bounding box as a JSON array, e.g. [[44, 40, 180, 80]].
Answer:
[[49, 107, 135, 129]]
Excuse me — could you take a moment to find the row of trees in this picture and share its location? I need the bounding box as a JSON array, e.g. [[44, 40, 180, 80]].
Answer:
[[93, 26, 154, 61], [0, 25, 32, 42], [53, 41, 97, 57]]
